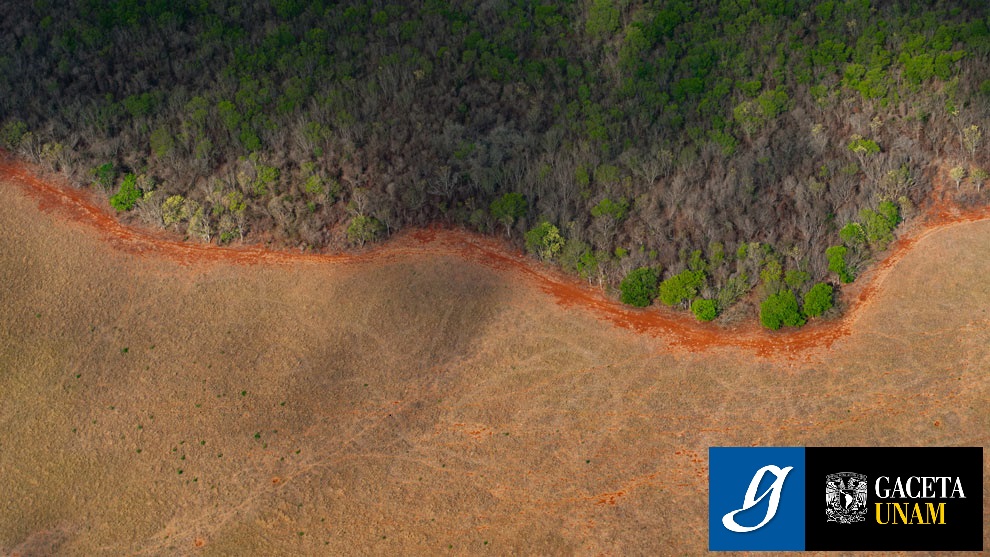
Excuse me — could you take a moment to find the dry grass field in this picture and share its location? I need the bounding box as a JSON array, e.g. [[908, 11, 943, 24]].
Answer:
[[0, 167, 987, 556]]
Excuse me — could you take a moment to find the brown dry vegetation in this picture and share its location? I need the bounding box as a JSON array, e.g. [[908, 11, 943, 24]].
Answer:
[[0, 171, 988, 555]]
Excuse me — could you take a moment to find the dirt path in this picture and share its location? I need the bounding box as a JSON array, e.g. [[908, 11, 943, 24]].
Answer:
[[3, 153, 988, 358]]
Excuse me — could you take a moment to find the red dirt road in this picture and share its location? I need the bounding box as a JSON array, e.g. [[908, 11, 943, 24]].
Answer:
[[3, 153, 988, 358]]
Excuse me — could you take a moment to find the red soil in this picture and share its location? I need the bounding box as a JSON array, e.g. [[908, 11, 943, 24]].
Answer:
[[3, 152, 988, 359]]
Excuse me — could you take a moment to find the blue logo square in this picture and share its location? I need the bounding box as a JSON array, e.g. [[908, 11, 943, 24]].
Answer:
[[709, 447, 806, 551]]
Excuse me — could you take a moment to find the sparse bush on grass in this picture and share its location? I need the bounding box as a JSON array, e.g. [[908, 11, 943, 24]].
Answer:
[[760, 289, 805, 330], [619, 267, 659, 307], [803, 282, 834, 318]]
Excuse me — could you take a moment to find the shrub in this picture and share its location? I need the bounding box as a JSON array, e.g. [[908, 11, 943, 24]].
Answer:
[[691, 298, 718, 321], [110, 174, 141, 212], [825, 245, 854, 283], [658, 269, 704, 307], [619, 267, 659, 307], [760, 289, 805, 330], [524, 221, 564, 261], [803, 282, 834, 318]]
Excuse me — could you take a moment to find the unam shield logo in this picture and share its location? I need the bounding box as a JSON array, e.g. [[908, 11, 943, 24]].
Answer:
[[825, 472, 868, 524]]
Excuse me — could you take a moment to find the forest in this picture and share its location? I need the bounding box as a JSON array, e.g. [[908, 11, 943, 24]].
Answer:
[[1, 0, 988, 327]]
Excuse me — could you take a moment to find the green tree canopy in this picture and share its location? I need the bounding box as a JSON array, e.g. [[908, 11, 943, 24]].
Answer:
[[525, 221, 564, 261], [658, 269, 705, 307], [760, 289, 805, 330], [803, 282, 834, 318], [490, 192, 527, 236], [619, 267, 660, 307], [691, 298, 718, 322]]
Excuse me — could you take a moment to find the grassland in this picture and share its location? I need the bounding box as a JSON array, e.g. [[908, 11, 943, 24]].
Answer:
[[0, 173, 987, 555]]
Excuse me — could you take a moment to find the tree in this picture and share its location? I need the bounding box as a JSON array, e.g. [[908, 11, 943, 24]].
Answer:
[[691, 298, 718, 322], [585, 0, 619, 40], [619, 267, 659, 307], [162, 195, 186, 227], [949, 165, 966, 190], [347, 215, 384, 246], [971, 168, 988, 192], [0, 120, 27, 149], [803, 282, 834, 318], [590, 197, 629, 221], [825, 245, 854, 283], [760, 289, 805, 330], [859, 202, 899, 250], [92, 162, 116, 193], [658, 269, 705, 307], [525, 221, 564, 261], [962, 125, 981, 161], [109, 174, 141, 212], [490, 192, 527, 236], [149, 127, 174, 159], [839, 222, 866, 249], [187, 206, 212, 242]]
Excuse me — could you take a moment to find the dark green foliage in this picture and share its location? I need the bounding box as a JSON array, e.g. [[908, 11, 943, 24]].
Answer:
[[877, 200, 901, 228], [803, 282, 834, 318], [591, 197, 628, 221], [658, 269, 705, 307], [1, 120, 27, 149], [490, 193, 527, 235], [760, 290, 805, 330], [586, 0, 620, 40], [691, 298, 718, 322], [859, 201, 900, 250], [109, 174, 141, 212], [619, 267, 659, 307], [825, 245, 854, 283], [92, 162, 116, 192]]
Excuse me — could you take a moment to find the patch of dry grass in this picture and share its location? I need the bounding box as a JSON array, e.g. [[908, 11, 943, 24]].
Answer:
[[0, 181, 987, 555]]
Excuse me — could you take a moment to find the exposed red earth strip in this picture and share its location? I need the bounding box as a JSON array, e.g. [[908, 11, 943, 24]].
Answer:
[[3, 152, 988, 358]]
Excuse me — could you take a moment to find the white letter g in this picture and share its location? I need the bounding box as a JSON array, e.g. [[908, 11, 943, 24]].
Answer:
[[722, 465, 793, 533]]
